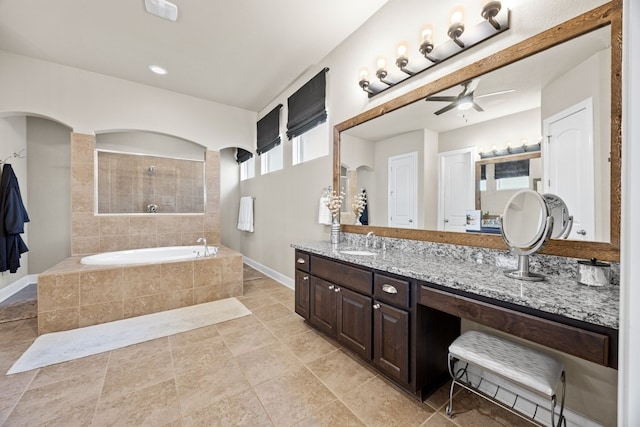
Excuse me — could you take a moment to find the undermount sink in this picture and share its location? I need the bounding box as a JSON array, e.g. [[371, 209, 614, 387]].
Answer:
[[339, 250, 376, 256]]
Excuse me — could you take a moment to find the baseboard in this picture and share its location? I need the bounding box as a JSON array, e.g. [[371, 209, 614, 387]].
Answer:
[[242, 257, 294, 289], [458, 363, 603, 427], [0, 274, 39, 303]]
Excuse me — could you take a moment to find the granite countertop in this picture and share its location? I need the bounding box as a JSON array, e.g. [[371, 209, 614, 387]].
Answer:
[[291, 241, 619, 330]]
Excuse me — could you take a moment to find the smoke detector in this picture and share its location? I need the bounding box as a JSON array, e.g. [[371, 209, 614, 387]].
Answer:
[[144, 0, 179, 22]]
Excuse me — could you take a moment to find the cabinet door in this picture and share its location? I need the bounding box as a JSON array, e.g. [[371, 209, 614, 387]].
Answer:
[[373, 301, 409, 384], [337, 286, 372, 360], [294, 270, 310, 319], [309, 277, 336, 336]]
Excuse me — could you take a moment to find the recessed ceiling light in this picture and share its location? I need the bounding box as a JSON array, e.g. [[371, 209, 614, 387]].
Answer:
[[144, 0, 179, 22], [149, 65, 168, 75]]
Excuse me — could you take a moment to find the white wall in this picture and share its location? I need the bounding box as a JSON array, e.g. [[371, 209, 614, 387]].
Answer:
[[620, 0, 640, 425], [0, 116, 28, 289], [95, 131, 205, 160], [26, 117, 72, 274]]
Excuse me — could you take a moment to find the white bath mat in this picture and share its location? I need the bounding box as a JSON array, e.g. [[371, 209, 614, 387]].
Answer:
[[7, 297, 251, 375]]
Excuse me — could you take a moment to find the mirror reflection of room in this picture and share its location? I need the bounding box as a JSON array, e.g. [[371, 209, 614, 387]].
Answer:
[[340, 25, 611, 243]]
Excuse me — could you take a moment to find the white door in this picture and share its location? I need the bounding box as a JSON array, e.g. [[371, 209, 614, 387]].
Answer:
[[438, 148, 475, 232], [543, 99, 594, 240], [388, 152, 417, 228]]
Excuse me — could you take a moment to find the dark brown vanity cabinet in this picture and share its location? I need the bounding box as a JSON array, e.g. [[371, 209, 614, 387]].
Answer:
[[294, 250, 457, 398]]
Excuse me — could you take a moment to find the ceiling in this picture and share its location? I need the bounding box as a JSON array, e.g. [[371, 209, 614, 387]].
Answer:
[[0, 0, 389, 112], [345, 26, 611, 140]]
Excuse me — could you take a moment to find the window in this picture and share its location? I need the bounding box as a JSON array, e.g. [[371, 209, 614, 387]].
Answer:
[[261, 143, 283, 174], [240, 156, 255, 181], [479, 164, 487, 192], [292, 121, 329, 165], [236, 148, 254, 181], [494, 159, 530, 191], [287, 68, 328, 140]]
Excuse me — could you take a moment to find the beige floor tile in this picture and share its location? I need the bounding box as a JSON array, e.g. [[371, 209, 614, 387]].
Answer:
[[294, 400, 365, 427], [175, 358, 251, 416], [221, 322, 278, 356], [251, 302, 293, 323], [263, 312, 313, 340], [238, 294, 281, 310], [234, 342, 302, 386], [29, 352, 108, 389], [170, 335, 232, 376], [342, 376, 435, 427], [4, 372, 102, 426], [108, 337, 169, 365], [168, 324, 219, 347], [444, 390, 532, 427], [424, 380, 459, 412], [0, 370, 37, 415], [249, 278, 287, 292], [93, 379, 182, 426], [306, 349, 377, 398], [281, 329, 339, 363], [242, 281, 271, 298], [420, 412, 459, 427], [183, 388, 274, 427], [254, 366, 337, 426], [101, 349, 174, 401], [215, 313, 261, 336]]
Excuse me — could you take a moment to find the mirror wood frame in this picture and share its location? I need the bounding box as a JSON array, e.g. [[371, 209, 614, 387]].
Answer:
[[333, 1, 622, 262]]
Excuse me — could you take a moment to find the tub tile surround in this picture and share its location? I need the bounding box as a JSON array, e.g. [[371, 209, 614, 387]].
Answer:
[[70, 133, 221, 256], [37, 246, 243, 334], [293, 234, 619, 329]]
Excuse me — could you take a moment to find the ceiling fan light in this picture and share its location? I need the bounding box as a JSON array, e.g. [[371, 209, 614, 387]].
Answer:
[[458, 101, 474, 111]]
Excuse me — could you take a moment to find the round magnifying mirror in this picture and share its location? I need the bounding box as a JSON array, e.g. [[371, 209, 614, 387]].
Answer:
[[543, 193, 573, 239], [500, 189, 553, 281]]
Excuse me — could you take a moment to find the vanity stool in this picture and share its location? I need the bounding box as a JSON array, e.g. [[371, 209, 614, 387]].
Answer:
[[446, 330, 566, 427]]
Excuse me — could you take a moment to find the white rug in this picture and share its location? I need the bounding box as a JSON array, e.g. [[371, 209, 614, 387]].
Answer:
[[7, 297, 251, 375]]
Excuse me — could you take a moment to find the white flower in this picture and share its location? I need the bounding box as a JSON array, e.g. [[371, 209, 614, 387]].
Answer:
[[352, 191, 367, 216], [324, 190, 345, 218]]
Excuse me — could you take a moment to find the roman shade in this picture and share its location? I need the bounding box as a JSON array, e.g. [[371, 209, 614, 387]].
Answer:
[[256, 104, 283, 155], [286, 68, 329, 139], [236, 148, 253, 164], [494, 159, 530, 179]]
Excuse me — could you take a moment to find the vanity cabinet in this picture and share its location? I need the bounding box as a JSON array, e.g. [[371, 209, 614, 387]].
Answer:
[[294, 250, 459, 398]]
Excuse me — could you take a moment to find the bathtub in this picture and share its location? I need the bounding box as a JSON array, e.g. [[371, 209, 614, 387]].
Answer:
[[80, 245, 217, 265], [38, 244, 242, 335]]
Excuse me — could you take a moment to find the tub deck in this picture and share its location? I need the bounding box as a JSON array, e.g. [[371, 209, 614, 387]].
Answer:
[[37, 245, 243, 335]]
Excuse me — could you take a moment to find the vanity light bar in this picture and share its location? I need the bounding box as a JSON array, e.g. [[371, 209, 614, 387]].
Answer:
[[359, 2, 510, 98], [480, 142, 541, 159]]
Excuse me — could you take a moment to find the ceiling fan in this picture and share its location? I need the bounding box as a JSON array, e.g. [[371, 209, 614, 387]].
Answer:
[[425, 79, 514, 115]]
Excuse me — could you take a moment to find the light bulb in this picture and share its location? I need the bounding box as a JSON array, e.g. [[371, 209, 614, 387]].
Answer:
[[458, 101, 474, 111], [396, 43, 408, 58], [359, 68, 369, 81], [421, 26, 433, 43], [376, 57, 387, 70]]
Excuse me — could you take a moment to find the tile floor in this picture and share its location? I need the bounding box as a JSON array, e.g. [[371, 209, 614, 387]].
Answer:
[[0, 267, 532, 426]]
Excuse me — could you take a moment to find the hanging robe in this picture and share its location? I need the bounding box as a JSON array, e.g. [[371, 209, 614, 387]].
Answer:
[[0, 164, 30, 273]]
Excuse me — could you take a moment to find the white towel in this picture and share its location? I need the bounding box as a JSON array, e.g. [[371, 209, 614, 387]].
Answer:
[[237, 196, 254, 232], [318, 195, 332, 225]]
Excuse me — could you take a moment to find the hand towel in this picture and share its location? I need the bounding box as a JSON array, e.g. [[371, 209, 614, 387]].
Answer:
[[237, 196, 254, 232], [318, 195, 332, 225]]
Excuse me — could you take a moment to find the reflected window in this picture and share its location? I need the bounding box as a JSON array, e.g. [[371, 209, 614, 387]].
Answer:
[[497, 175, 529, 190]]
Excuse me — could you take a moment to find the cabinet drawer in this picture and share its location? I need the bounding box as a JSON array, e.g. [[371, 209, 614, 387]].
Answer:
[[374, 274, 410, 309], [295, 251, 310, 272], [311, 255, 372, 295]]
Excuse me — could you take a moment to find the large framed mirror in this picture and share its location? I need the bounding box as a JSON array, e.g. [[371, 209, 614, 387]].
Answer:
[[334, 1, 621, 262]]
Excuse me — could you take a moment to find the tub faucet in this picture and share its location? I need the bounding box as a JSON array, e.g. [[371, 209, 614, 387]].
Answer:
[[196, 237, 210, 257], [365, 231, 375, 249]]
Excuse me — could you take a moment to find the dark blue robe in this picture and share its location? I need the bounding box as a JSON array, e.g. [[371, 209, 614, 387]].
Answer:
[[0, 164, 30, 273]]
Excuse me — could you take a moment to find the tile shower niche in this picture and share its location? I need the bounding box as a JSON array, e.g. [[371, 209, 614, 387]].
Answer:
[[96, 150, 205, 214]]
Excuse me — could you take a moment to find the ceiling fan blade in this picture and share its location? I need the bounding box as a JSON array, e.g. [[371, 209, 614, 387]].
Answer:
[[425, 95, 459, 102], [434, 102, 458, 115], [472, 101, 484, 112], [475, 89, 515, 98], [465, 78, 481, 94]]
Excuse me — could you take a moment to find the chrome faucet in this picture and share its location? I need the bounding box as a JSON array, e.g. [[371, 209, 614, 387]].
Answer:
[[365, 231, 375, 248], [196, 237, 210, 257]]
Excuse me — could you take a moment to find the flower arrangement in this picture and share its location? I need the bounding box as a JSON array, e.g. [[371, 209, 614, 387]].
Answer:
[[352, 191, 367, 223], [324, 190, 344, 220]]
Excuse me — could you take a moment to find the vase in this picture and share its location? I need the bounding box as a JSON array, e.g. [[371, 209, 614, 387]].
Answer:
[[330, 217, 340, 245]]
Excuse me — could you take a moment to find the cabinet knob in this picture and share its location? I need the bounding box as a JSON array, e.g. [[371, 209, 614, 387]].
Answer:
[[296, 258, 306, 264], [328, 285, 334, 290], [303, 276, 309, 281], [334, 287, 341, 293], [382, 284, 398, 294], [373, 303, 381, 309]]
